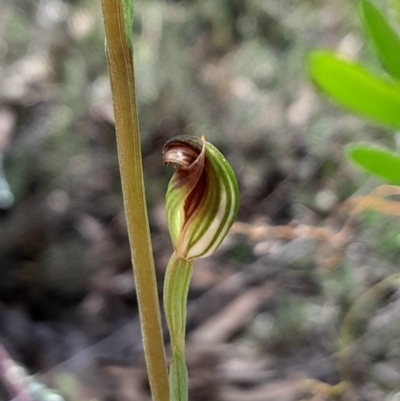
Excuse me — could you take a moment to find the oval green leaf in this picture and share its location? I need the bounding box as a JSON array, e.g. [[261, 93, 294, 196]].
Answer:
[[360, 0, 400, 81], [308, 51, 400, 130], [347, 144, 400, 184]]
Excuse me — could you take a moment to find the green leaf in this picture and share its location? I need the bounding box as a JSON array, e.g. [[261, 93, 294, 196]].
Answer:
[[122, 0, 134, 44], [308, 51, 400, 130], [347, 144, 400, 184], [360, 0, 400, 81]]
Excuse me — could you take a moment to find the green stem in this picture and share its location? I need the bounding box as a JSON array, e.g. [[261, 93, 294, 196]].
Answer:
[[100, 2, 169, 401], [164, 253, 194, 401]]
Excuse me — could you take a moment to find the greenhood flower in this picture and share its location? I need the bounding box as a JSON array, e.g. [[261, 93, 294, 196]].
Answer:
[[163, 135, 239, 261]]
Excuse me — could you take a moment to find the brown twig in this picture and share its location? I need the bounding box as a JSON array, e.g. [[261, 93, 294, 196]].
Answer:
[[231, 185, 400, 269]]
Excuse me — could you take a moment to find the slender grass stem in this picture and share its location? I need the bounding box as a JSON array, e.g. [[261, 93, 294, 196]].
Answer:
[[101, 2, 169, 400]]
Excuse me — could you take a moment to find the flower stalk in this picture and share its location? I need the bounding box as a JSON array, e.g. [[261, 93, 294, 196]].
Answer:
[[101, 1, 169, 401], [163, 253, 193, 401]]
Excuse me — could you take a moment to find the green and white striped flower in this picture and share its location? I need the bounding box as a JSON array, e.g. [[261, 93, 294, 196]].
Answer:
[[163, 135, 239, 261], [163, 135, 239, 401]]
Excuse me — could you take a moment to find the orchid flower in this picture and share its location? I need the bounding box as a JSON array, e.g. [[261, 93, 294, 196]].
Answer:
[[163, 135, 239, 401]]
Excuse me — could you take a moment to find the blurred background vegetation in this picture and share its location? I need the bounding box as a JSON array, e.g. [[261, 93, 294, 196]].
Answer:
[[1, 0, 400, 400]]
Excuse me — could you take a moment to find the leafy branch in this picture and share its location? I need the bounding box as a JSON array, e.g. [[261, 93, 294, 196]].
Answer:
[[308, 0, 400, 184]]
